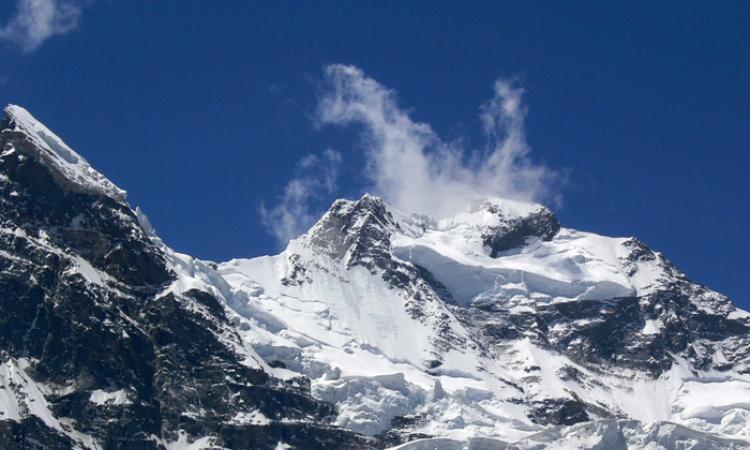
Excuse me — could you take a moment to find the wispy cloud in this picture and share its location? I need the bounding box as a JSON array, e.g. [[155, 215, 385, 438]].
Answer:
[[263, 64, 561, 243], [0, 0, 84, 52], [317, 64, 561, 218], [261, 149, 343, 244]]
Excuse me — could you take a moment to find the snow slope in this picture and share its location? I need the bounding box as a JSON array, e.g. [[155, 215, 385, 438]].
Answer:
[[387, 420, 750, 450]]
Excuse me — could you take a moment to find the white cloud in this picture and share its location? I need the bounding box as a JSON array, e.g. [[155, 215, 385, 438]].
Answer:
[[261, 149, 343, 244], [0, 0, 83, 52], [316, 64, 560, 218], [263, 64, 561, 243]]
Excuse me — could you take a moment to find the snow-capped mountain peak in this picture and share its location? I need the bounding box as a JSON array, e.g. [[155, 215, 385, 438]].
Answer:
[[1, 105, 127, 202], [302, 193, 560, 266], [220, 192, 750, 445]]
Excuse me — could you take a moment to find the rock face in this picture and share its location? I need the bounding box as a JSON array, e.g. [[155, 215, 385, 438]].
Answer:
[[1, 105, 750, 449], [481, 204, 560, 258]]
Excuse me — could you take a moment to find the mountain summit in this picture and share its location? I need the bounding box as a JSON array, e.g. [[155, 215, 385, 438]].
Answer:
[[1, 106, 749, 449]]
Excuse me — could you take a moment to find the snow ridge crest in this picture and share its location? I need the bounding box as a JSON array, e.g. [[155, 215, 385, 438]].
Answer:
[[1, 105, 127, 202]]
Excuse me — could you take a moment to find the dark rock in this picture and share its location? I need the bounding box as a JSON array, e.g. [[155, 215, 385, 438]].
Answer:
[[482, 206, 560, 257], [0, 416, 78, 450], [529, 398, 590, 426]]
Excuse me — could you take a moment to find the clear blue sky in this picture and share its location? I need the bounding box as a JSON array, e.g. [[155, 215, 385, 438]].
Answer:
[[1, 2, 748, 307]]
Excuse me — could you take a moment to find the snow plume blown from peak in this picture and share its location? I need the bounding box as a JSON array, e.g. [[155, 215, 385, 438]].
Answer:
[[317, 64, 561, 219], [261, 149, 342, 244], [0, 0, 83, 52], [262, 64, 560, 244]]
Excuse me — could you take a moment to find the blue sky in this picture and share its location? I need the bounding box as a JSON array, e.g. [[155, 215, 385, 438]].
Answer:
[[0, 1, 748, 307]]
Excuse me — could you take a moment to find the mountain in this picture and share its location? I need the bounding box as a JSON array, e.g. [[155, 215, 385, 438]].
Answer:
[[0, 106, 374, 449], [0, 105, 749, 449], [219, 195, 750, 448]]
